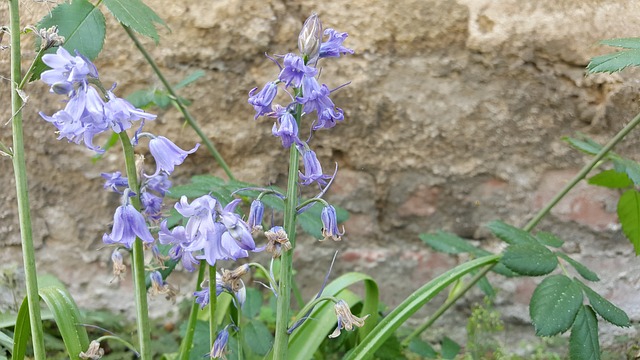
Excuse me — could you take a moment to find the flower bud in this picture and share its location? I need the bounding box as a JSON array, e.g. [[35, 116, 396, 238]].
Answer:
[[298, 13, 322, 63]]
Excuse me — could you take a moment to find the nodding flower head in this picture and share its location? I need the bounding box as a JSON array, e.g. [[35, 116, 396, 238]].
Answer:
[[298, 13, 323, 63], [272, 106, 300, 148], [299, 148, 331, 187], [265, 226, 292, 258], [278, 53, 318, 88], [41, 47, 98, 91], [110, 249, 126, 282], [328, 300, 369, 338], [148, 135, 199, 176], [102, 194, 155, 248], [247, 199, 265, 234], [248, 82, 278, 119], [210, 326, 230, 359], [319, 29, 354, 59], [149, 271, 178, 304], [321, 205, 344, 241]]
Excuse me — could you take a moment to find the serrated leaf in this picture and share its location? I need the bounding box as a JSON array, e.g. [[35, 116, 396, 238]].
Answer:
[[419, 231, 482, 254], [535, 231, 564, 248], [562, 136, 603, 156], [588, 169, 633, 189], [103, 0, 167, 43], [530, 275, 583, 336], [621, 159, 640, 186], [600, 37, 640, 49], [588, 48, 640, 73], [501, 243, 558, 276], [617, 189, 640, 255], [570, 305, 600, 360], [486, 220, 538, 245], [576, 280, 630, 327], [556, 253, 599, 282], [243, 320, 273, 356], [33, 0, 106, 81]]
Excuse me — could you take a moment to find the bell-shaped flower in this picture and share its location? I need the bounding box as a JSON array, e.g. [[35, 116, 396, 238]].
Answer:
[[103, 198, 154, 248], [144, 172, 172, 196], [101, 171, 128, 193], [219, 199, 256, 251], [298, 13, 323, 62], [296, 76, 344, 130], [148, 135, 200, 176], [278, 53, 317, 88], [248, 82, 278, 119], [41, 47, 98, 90], [328, 300, 369, 338], [272, 106, 300, 148], [141, 192, 163, 221], [210, 327, 230, 359], [319, 29, 354, 59], [321, 205, 344, 241], [103, 90, 157, 133], [158, 221, 199, 272], [247, 199, 265, 234], [174, 195, 218, 242], [299, 148, 331, 186]]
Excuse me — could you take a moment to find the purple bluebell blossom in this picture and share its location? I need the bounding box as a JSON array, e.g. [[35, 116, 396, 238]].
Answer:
[[158, 221, 199, 272], [103, 90, 157, 133], [144, 172, 172, 196], [248, 82, 278, 119], [210, 326, 230, 359], [278, 53, 317, 88], [102, 171, 128, 192], [140, 192, 163, 221], [219, 199, 256, 251], [296, 76, 344, 130], [299, 148, 331, 186], [319, 29, 354, 59], [41, 47, 98, 92], [247, 199, 265, 234], [174, 195, 218, 242], [102, 201, 154, 248], [148, 136, 199, 176], [321, 205, 344, 241], [271, 105, 300, 148]]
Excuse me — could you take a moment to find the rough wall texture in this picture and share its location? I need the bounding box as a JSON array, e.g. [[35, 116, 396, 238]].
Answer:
[[2, 0, 640, 349]]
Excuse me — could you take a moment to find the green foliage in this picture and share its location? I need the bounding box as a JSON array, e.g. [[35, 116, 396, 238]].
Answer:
[[562, 135, 603, 156], [126, 70, 205, 109], [617, 189, 640, 255], [407, 338, 437, 358], [556, 253, 600, 282], [440, 336, 461, 359], [576, 280, 630, 327], [465, 299, 504, 360], [529, 275, 583, 337], [501, 243, 558, 276], [588, 169, 633, 189], [535, 231, 564, 248], [243, 320, 273, 356], [103, 0, 167, 44], [587, 38, 640, 73], [486, 220, 538, 245], [33, 0, 106, 81], [569, 305, 600, 360]]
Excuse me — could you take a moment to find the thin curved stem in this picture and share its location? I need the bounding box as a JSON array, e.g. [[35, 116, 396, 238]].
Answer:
[[119, 133, 152, 360], [178, 262, 206, 360], [9, 1, 46, 358], [120, 25, 235, 181]]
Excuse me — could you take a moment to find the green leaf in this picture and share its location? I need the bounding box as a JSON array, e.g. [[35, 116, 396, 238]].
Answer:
[[174, 70, 206, 90], [562, 136, 603, 156], [588, 169, 633, 189], [621, 159, 640, 186], [11, 298, 29, 360], [33, 0, 106, 81], [440, 336, 461, 360], [556, 253, 599, 282], [126, 89, 156, 108], [600, 37, 640, 49], [529, 275, 583, 336], [0, 331, 12, 351], [242, 288, 263, 319], [486, 220, 538, 245], [407, 338, 437, 358], [588, 48, 640, 73], [535, 231, 564, 248], [476, 275, 495, 299], [617, 189, 640, 255], [576, 280, 630, 327], [501, 243, 558, 276], [569, 305, 600, 360], [344, 255, 500, 360], [419, 231, 482, 254], [243, 320, 273, 356], [103, 0, 167, 43]]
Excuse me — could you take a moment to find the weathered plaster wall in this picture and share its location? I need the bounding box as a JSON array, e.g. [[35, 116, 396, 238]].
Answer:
[[2, 0, 640, 349]]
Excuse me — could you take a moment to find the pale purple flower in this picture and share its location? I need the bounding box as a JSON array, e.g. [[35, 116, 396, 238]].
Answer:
[[144, 172, 172, 196], [298, 13, 323, 62], [103, 202, 154, 248], [158, 221, 199, 272], [141, 192, 163, 221], [248, 82, 278, 119], [210, 327, 230, 359], [321, 205, 344, 241], [296, 76, 344, 130], [41, 47, 98, 92], [103, 90, 157, 133], [219, 199, 256, 251], [102, 171, 128, 192], [319, 29, 354, 59], [174, 195, 218, 242], [148, 135, 199, 176], [278, 53, 317, 88], [272, 106, 300, 148], [247, 199, 264, 234], [299, 148, 331, 186]]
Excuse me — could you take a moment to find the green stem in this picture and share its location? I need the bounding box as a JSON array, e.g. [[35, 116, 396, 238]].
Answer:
[[523, 112, 640, 231], [400, 265, 493, 347], [118, 133, 152, 360], [208, 264, 217, 349], [178, 262, 206, 360], [120, 25, 235, 180], [8, 1, 46, 358], [272, 103, 303, 359], [18, 46, 46, 90]]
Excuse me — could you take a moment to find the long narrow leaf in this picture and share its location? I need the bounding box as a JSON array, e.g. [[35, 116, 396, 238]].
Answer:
[[11, 298, 30, 360], [39, 286, 90, 360], [344, 255, 500, 360]]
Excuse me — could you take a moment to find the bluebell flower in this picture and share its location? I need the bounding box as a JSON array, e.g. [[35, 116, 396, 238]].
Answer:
[[296, 76, 344, 130], [319, 29, 354, 59], [193, 287, 210, 309], [210, 326, 230, 359], [41, 47, 98, 92], [272, 105, 300, 148], [219, 199, 256, 251], [140, 192, 163, 221], [110, 249, 126, 282], [265, 226, 291, 258], [299, 148, 331, 186], [174, 195, 218, 242], [321, 205, 344, 241], [247, 199, 265, 234], [298, 13, 323, 62], [158, 221, 199, 272], [278, 53, 317, 88], [148, 135, 199, 176], [101, 171, 128, 192], [144, 172, 172, 196], [103, 90, 157, 133], [328, 300, 369, 338], [103, 199, 154, 248], [149, 270, 178, 303], [248, 82, 278, 119]]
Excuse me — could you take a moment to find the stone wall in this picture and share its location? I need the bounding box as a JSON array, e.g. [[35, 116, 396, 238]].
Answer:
[[2, 0, 640, 349]]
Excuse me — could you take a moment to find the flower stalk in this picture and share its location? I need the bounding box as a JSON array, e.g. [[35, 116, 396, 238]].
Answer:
[[118, 132, 152, 359], [178, 262, 206, 360], [8, 0, 46, 358], [208, 264, 217, 349]]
